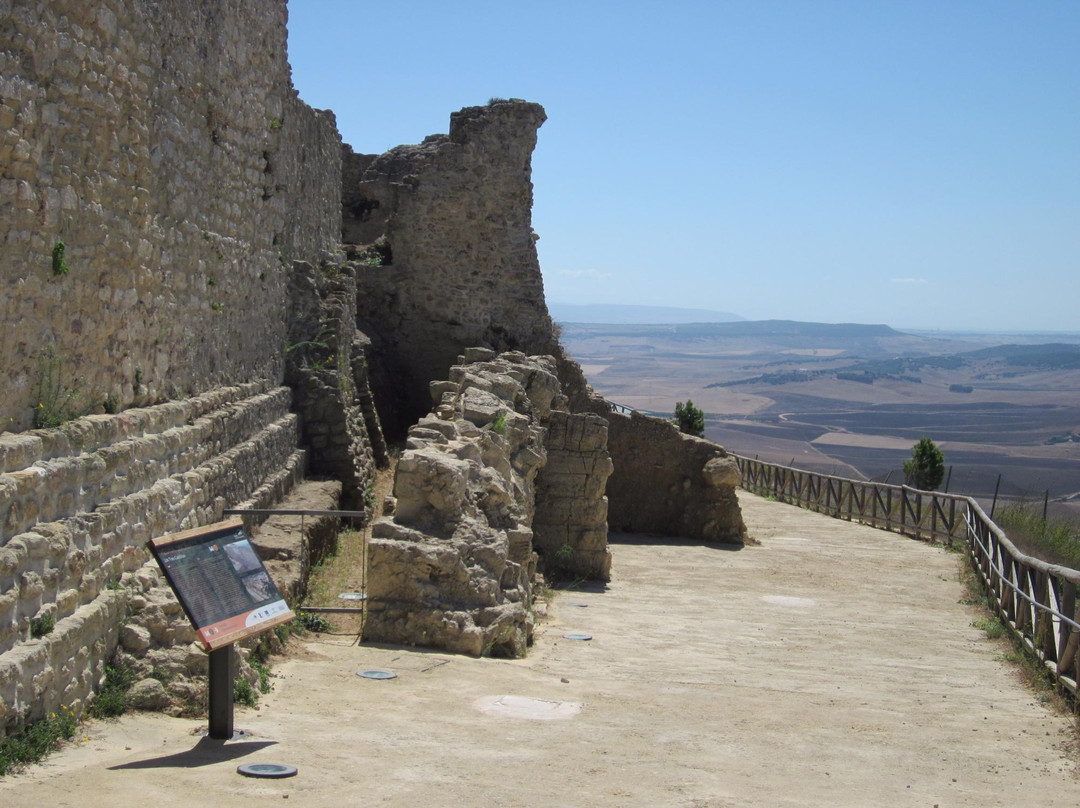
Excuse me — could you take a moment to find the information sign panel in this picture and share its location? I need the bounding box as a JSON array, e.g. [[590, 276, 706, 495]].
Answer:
[[149, 518, 294, 651]]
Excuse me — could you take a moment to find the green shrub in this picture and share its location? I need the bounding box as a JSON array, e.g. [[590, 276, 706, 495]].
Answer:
[[903, 436, 944, 490], [296, 611, 332, 633], [234, 677, 257, 707], [29, 613, 54, 638], [674, 400, 705, 437], [249, 657, 273, 695], [88, 659, 136, 719], [0, 706, 77, 776]]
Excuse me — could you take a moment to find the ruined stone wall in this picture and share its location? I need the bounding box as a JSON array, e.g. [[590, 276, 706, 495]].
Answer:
[[533, 411, 614, 580], [343, 101, 558, 436], [285, 257, 386, 511], [0, 0, 341, 430], [0, 384, 307, 730], [589, 408, 746, 545], [366, 350, 566, 657]]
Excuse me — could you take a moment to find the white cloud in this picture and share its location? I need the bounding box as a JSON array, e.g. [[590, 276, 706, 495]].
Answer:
[[558, 268, 612, 280], [890, 277, 929, 285]]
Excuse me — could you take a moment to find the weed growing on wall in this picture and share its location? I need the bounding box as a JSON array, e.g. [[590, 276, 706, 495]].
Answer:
[[88, 657, 136, 719], [51, 241, 69, 276], [29, 613, 54, 638], [32, 346, 83, 428]]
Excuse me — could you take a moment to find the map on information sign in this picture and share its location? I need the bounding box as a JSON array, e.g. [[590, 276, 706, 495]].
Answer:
[[149, 518, 295, 651]]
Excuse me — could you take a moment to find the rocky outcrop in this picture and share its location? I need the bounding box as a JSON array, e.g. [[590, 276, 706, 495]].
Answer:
[[366, 350, 569, 657]]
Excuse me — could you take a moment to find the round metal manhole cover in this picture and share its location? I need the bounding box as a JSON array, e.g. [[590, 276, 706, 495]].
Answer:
[[237, 763, 298, 779], [357, 669, 397, 680], [338, 592, 367, 600], [562, 632, 593, 641]]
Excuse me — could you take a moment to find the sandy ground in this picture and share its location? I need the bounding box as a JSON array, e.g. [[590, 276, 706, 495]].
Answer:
[[3, 492, 1079, 807]]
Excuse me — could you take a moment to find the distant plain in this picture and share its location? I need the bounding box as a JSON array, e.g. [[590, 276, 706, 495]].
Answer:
[[560, 318, 1080, 518]]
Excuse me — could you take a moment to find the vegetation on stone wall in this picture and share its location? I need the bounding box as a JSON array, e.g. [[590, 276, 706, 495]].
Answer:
[[32, 346, 83, 428], [50, 241, 69, 277]]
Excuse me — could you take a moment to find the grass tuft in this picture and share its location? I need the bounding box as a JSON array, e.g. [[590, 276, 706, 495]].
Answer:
[[88, 658, 135, 719], [993, 502, 1080, 569], [0, 706, 77, 776]]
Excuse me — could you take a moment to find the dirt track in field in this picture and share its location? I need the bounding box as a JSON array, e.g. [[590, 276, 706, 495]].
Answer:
[[3, 492, 1079, 807]]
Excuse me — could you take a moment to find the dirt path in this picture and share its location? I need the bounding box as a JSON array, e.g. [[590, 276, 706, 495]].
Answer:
[[3, 492, 1079, 806]]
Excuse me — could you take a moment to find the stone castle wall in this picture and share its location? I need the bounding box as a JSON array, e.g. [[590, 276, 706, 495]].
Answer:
[[0, 0, 340, 430], [343, 101, 558, 436], [0, 0, 747, 733]]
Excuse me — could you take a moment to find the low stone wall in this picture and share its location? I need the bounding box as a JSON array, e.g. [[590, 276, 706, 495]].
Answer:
[[0, 384, 305, 732], [366, 350, 564, 657], [596, 409, 746, 544], [554, 352, 746, 545], [533, 411, 614, 580]]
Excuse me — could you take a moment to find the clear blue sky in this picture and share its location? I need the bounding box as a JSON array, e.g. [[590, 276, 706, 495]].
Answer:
[[287, 1, 1078, 332]]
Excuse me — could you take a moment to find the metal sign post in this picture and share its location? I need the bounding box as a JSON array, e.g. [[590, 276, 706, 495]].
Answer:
[[149, 519, 296, 739], [208, 645, 236, 740]]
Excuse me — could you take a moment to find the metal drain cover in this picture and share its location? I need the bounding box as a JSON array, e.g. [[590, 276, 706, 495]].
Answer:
[[562, 632, 592, 641], [357, 669, 396, 680], [237, 763, 297, 779]]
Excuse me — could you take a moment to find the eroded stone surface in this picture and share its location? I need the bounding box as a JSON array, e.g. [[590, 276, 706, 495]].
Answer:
[[367, 353, 571, 657]]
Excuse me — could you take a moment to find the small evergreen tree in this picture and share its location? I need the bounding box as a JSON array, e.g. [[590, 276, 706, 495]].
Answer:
[[904, 437, 945, 490], [674, 400, 705, 437]]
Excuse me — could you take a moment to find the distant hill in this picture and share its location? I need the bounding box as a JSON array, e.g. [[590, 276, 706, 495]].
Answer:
[[670, 320, 901, 338], [548, 303, 744, 325], [962, 343, 1080, 369]]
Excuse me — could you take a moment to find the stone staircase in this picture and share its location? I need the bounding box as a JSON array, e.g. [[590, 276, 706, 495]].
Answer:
[[0, 382, 313, 730]]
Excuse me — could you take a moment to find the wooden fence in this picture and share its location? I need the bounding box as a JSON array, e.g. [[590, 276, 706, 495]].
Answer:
[[734, 454, 1080, 697]]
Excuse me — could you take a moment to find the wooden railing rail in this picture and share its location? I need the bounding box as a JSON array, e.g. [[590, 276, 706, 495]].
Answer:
[[733, 454, 1080, 696], [734, 454, 969, 545]]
